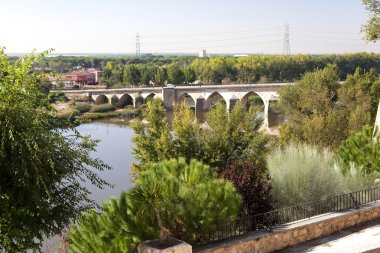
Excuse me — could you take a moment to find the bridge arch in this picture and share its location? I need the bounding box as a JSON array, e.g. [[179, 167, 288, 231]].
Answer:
[[241, 91, 265, 111], [94, 94, 109, 105], [204, 91, 226, 110], [145, 93, 156, 102], [134, 95, 144, 107], [117, 93, 134, 108], [110, 95, 119, 107], [178, 93, 196, 108]]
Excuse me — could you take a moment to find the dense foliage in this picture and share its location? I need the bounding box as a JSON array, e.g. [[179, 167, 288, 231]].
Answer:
[[277, 65, 380, 150], [338, 126, 380, 174], [26, 53, 380, 87], [362, 0, 380, 41], [268, 143, 344, 208], [0, 50, 110, 252], [267, 143, 376, 209], [101, 53, 380, 86], [131, 99, 268, 174], [220, 159, 272, 217], [69, 158, 242, 252]]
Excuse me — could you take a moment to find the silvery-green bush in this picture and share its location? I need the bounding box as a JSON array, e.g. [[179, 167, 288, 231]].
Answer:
[[267, 144, 344, 208], [267, 143, 374, 209]]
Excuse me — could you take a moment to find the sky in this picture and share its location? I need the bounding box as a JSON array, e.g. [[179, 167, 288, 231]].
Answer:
[[1, 0, 380, 55]]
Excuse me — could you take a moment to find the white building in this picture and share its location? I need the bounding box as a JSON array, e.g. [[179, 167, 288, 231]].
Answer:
[[199, 50, 206, 58], [375, 100, 380, 137]]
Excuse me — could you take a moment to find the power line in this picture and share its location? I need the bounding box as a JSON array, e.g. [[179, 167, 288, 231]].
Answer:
[[140, 40, 282, 53], [140, 33, 282, 45], [283, 24, 291, 55], [141, 26, 283, 38]]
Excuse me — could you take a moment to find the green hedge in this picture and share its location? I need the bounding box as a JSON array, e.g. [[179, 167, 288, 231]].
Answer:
[[89, 104, 115, 113], [75, 103, 91, 113]]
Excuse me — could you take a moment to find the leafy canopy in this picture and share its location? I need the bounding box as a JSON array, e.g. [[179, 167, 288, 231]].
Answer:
[[362, 0, 380, 41], [131, 98, 269, 174], [69, 158, 242, 252], [277, 65, 379, 150], [0, 49, 110, 252], [337, 125, 380, 174]]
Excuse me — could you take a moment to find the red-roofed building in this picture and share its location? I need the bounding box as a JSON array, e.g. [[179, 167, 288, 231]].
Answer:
[[64, 69, 98, 87]]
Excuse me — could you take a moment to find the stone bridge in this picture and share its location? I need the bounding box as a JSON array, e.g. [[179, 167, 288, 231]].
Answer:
[[62, 83, 290, 133]]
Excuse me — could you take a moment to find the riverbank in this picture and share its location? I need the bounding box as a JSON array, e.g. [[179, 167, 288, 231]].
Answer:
[[53, 101, 143, 124]]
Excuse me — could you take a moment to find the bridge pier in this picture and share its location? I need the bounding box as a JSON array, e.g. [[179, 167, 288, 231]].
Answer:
[[195, 98, 205, 122], [263, 100, 270, 130], [228, 98, 239, 112], [67, 83, 287, 133], [162, 87, 176, 109]]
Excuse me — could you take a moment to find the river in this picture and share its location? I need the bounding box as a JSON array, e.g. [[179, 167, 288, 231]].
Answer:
[[77, 122, 135, 205]]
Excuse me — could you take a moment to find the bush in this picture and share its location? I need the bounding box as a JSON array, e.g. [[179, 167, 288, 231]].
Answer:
[[339, 164, 378, 193], [220, 159, 272, 220], [74, 103, 91, 113], [89, 104, 115, 113], [337, 125, 380, 174], [56, 109, 80, 120], [267, 143, 345, 208], [48, 92, 68, 103], [69, 158, 242, 252]]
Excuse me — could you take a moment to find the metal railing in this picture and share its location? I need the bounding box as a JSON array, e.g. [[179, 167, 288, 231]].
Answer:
[[197, 186, 380, 245]]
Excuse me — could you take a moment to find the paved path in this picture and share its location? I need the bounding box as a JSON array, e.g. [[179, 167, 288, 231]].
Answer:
[[277, 219, 380, 253]]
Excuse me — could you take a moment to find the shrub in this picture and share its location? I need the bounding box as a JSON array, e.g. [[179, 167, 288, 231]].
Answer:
[[74, 103, 91, 113], [69, 158, 242, 252], [48, 92, 69, 103], [89, 104, 115, 113], [56, 109, 80, 120], [339, 164, 378, 192], [267, 143, 345, 208], [220, 159, 272, 219], [337, 125, 380, 174]]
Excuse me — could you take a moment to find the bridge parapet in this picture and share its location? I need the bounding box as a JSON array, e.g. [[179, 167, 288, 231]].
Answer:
[[59, 83, 290, 132]]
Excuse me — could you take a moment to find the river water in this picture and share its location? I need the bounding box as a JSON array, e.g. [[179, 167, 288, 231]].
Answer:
[[76, 122, 135, 205]]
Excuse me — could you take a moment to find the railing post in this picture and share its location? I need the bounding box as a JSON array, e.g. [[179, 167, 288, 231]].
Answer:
[[350, 192, 359, 209], [268, 213, 273, 232]]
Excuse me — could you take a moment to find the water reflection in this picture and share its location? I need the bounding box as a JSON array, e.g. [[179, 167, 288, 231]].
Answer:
[[76, 122, 135, 205]]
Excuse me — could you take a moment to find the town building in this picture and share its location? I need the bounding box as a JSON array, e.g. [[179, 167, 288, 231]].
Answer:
[[63, 69, 101, 87], [199, 50, 206, 58], [87, 68, 103, 83]]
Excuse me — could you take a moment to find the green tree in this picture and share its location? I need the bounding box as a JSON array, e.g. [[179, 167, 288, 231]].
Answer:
[[130, 99, 173, 173], [69, 158, 242, 252], [167, 64, 185, 84], [184, 66, 196, 83], [203, 101, 269, 171], [69, 192, 156, 253], [0, 50, 110, 252], [139, 65, 153, 86], [362, 0, 380, 41], [153, 67, 167, 85], [337, 125, 380, 174], [131, 100, 268, 173], [172, 102, 203, 162], [340, 68, 380, 122], [277, 65, 376, 150], [124, 65, 141, 86]]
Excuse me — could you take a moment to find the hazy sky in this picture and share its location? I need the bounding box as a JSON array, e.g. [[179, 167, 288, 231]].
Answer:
[[1, 0, 380, 54]]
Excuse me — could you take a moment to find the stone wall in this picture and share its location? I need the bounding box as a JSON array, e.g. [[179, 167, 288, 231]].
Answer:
[[196, 202, 380, 253]]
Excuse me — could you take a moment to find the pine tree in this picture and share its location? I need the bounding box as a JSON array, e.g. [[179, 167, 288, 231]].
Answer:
[[69, 158, 242, 252], [338, 125, 380, 174]]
